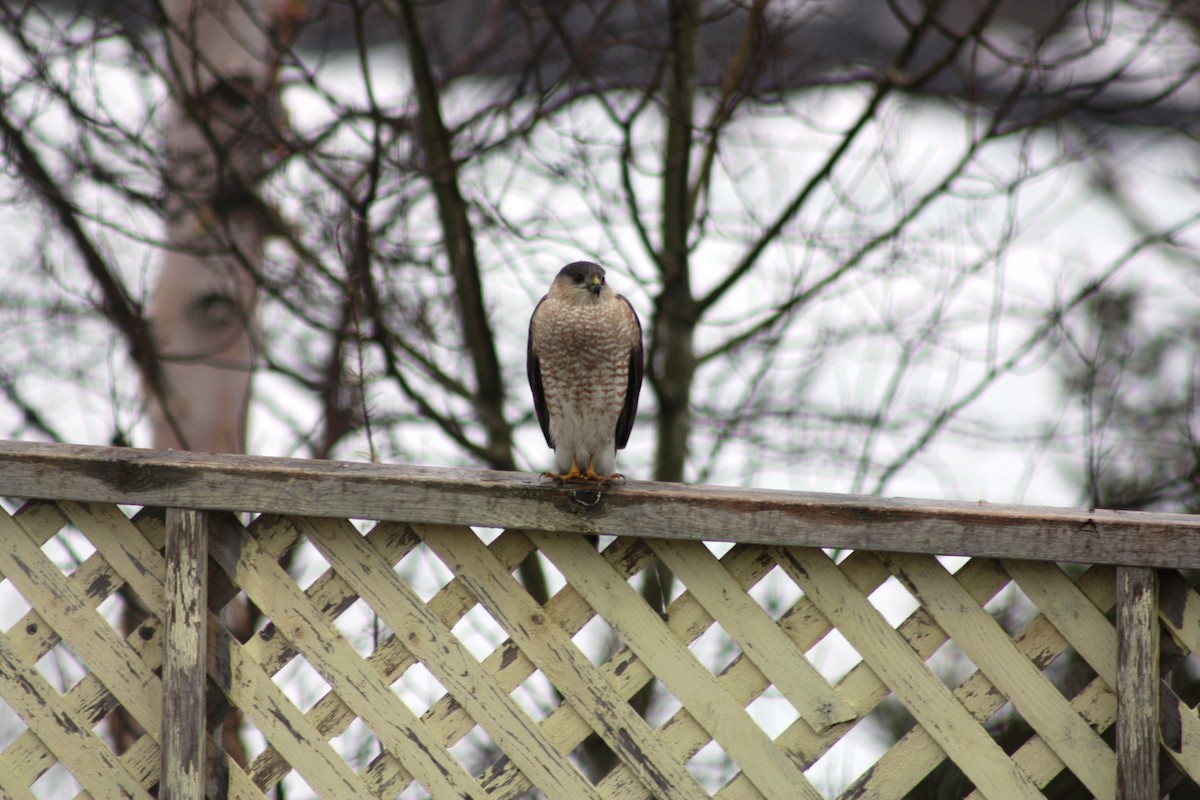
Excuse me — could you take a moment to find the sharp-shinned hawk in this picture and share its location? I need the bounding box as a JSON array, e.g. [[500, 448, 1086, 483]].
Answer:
[[527, 262, 644, 482]]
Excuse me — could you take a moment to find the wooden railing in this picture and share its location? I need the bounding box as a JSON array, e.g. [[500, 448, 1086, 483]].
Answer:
[[0, 440, 1196, 799]]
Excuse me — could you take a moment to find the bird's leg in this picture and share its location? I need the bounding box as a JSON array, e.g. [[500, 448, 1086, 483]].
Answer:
[[557, 457, 586, 482], [581, 457, 609, 483], [546, 457, 623, 484]]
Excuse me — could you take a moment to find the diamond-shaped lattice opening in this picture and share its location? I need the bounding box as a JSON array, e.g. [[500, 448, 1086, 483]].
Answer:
[[537, 549, 568, 598], [643, 675, 684, 730], [34, 641, 88, 692], [471, 526, 504, 546], [289, 535, 334, 592], [749, 562, 801, 621], [452, 600, 507, 662], [95, 589, 150, 642], [334, 597, 390, 658], [985, 577, 1039, 636], [510, 668, 556, 723], [807, 624, 862, 685], [395, 542, 454, 603], [449, 720, 500, 783], [807, 710, 899, 797], [0, 699, 29, 753], [240, 716, 270, 763], [869, 573, 920, 628], [744, 684, 800, 739], [686, 737, 736, 793], [0, 581, 33, 630], [928, 636, 980, 690], [572, 611, 616, 667], [1040, 642, 1099, 700], [277, 768, 316, 800], [936, 554, 970, 574], [688, 619, 741, 677], [41, 527, 95, 574], [568, 733, 610, 785], [272, 652, 332, 714], [31, 761, 82, 800], [982, 698, 1028, 748], [650, 559, 688, 607], [331, 714, 380, 771], [391, 660, 447, 718]]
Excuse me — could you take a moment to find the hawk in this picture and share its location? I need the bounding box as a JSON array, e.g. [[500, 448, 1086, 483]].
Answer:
[[527, 262, 644, 482]]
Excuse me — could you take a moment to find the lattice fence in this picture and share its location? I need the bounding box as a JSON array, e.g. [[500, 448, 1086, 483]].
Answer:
[[0, 442, 1197, 799]]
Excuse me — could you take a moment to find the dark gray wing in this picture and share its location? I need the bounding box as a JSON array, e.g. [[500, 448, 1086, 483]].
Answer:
[[614, 295, 643, 450], [527, 297, 554, 447]]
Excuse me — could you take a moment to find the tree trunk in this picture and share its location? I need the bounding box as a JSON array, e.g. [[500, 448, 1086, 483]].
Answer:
[[149, 0, 281, 453], [131, 0, 296, 777], [653, 0, 700, 486]]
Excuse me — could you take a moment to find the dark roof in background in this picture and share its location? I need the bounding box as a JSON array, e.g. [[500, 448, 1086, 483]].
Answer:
[[48, 0, 1198, 130]]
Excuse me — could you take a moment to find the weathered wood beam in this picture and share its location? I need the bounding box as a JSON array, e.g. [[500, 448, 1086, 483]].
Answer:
[[161, 508, 209, 800], [1116, 567, 1160, 799], [1, 440, 1198, 568]]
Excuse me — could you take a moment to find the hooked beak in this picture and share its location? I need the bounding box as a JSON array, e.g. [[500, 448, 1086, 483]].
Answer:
[[589, 276, 602, 295]]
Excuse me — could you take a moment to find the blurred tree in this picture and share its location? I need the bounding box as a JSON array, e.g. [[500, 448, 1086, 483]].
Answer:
[[1054, 281, 1200, 797], [1, 0, 1198, 794]]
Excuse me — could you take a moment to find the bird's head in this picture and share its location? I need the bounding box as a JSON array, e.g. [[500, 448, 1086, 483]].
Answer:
[[551, 261, 611, 304]]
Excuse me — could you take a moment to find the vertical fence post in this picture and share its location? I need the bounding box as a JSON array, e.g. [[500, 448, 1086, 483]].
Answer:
[[162, 508, 209, 800], [1116, 566, 1159, 800]]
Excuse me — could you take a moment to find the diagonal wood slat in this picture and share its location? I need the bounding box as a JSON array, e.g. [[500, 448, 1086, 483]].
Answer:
[[721, 556, 1016, 800], [417, 522, 712, 800], [61, 505, 379, 798], [1150, 570, 1200, 785], [881, 551, 1117, 799], [647, 538, 856, 731], [0, 503, 1145, 799], [475, 538, 765, 800], [206, 515, 495, 800], [532, 530, 826, 800], [773, 546, 1046, 800], [0, 506, 163, 738], [297, 516, 603, 799], [0, 758, 36, 800], [859, 564, 1117, 800], [20, 505, 264, 800], [1002, 559, 1119, 686], [0, 627, 152, 800]]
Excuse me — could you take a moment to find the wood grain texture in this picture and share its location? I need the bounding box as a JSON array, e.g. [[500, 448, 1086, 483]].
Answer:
[[1003, 559, 1119, 686], [2, 440, 1199, 567], [161, 508, 208, 800], [0, 505, 176, 793], [1117, 567, 1160, 800], [0, 442, 1189, 797]]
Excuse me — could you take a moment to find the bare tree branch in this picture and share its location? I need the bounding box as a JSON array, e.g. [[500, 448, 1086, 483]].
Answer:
[[393, 0, 515, 471]]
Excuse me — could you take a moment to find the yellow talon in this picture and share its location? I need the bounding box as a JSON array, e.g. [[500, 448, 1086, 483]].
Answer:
[[542, 458, 626, 484], [581, 466, 605, 482]]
